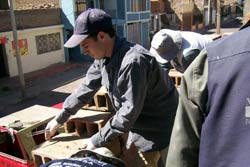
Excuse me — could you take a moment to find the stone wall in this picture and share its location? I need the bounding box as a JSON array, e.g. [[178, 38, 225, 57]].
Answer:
[[14, 0, 59, 10], [0, 9, 62, 32]]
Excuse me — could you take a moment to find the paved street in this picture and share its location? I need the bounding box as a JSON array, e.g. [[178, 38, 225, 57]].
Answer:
[[0, 62, 91, 117]]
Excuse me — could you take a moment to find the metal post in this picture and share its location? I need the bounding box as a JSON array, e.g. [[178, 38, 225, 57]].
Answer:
[[8, 0, 26, 99], [208, 0, 211, 26], [216, 0, 221, 34]]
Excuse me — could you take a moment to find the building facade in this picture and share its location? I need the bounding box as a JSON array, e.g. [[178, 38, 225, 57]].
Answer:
[[0, 1, 64, 78], [0, 25, 64, 77], [150, 0, 241, 36], [0, 0, 242, 78], [61, 0, 151, 62]]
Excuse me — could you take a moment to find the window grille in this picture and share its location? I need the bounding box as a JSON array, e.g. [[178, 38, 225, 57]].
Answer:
[[131, 0, 147, 12], [36, 33, 61, 55]]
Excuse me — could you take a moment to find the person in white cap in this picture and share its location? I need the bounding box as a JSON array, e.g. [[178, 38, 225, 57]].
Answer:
[[150, 29, 212, 73], [44, 8, 178, 167]]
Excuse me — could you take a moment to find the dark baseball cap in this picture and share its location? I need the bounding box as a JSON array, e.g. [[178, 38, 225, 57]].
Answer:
[[64, 8, 112, 48]]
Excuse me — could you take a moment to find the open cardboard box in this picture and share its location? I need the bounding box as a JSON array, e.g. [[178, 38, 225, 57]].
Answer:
[[0, 105, 61, 167]]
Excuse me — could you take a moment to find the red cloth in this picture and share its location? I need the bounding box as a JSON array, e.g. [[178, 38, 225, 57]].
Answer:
[[51, 102, 63, 109]]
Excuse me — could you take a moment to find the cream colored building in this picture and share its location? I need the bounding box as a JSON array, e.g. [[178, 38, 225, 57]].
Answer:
[[0, 25, 65, 77]]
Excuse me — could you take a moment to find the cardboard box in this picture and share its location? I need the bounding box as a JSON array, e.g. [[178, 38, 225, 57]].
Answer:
[[0, 105, 61, 167]]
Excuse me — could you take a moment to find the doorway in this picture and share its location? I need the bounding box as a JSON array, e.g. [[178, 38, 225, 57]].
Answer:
[[0, 44, 8, 78]]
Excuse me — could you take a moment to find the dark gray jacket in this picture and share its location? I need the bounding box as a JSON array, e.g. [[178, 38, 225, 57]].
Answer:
[[55, 36, 178, 152]]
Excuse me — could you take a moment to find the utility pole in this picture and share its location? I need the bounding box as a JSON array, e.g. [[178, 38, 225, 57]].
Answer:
[[208, 0, 211, 26], [8, 0, 26, 99], [216, 0, 221, 34]]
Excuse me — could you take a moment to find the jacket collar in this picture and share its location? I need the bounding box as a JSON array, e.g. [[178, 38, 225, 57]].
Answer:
[[103, 36, 126, 66]]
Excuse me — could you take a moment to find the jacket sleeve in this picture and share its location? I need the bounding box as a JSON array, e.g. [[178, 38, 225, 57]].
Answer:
[[55, 61, 102, 124], [166, 49, 208, 167], [91, 56, 149, 147]]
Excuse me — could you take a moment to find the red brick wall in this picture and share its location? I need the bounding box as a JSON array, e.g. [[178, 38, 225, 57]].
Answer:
[[151, 0, 166, 13]]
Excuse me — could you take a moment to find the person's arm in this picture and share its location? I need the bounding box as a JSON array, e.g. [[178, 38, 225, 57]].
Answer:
[[91, 56, 149, 147], [45, 60, 102, 140], [55, 60, 103, 124], [166, 49, 208, 166]]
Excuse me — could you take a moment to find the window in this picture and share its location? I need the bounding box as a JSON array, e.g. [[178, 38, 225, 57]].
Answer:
[[127, 22, 141, 44], [0, 0, 9, 10], [75, 0, 87, 16], [36, 33, 61, 55], [89, 0, 94, 8], [99, 0, 117, 18], [131, 0, 147, 12]]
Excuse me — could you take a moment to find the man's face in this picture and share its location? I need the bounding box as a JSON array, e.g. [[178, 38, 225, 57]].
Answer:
[[80, 34, 106, 60]]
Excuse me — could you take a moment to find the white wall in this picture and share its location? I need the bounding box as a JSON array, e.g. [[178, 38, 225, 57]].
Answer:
[[0, 25, 65, 77]]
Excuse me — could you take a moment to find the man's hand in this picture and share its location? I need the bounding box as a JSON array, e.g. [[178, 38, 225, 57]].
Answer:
[[44, 119, 61, 140], [82, 138, 96, 150]]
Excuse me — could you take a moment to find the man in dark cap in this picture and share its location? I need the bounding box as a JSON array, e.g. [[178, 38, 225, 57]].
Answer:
[[44, 8, 178, 167]]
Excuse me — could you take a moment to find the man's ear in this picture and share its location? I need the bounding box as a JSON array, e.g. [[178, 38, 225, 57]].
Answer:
[[98, 31, 106, 40]]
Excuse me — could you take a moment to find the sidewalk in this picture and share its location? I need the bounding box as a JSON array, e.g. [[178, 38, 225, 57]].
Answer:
[[197, 16, 243, 35], [0, 62, 91, 117]]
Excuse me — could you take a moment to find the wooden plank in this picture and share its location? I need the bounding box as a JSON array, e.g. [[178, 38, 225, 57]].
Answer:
[[0, 105, 61, 128], [32, 133, 86, 167], [169, 69, 182, 87], [82, 87, 114, 112], [32, 133, 123, 167], [70, 109, 112, 123], [64, 109, 113, 137]]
